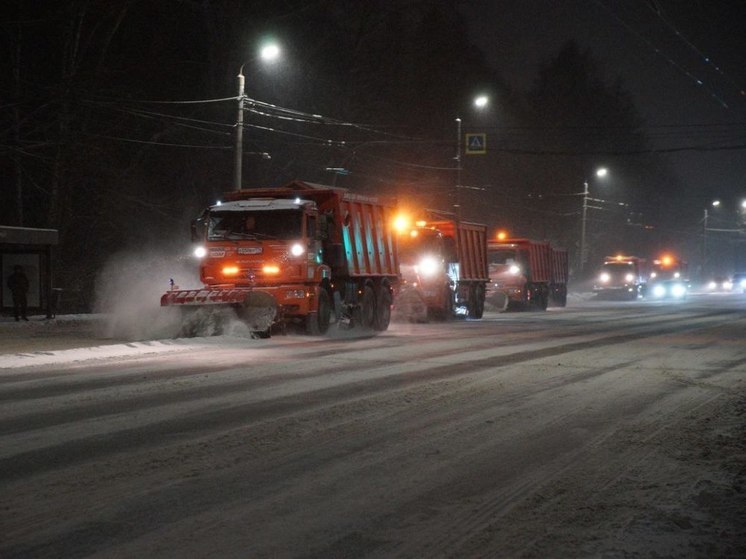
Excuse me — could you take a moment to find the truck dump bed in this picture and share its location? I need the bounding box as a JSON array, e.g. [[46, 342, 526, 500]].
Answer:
[[222, 181, 399, 280], [428, 219, 489, 281]]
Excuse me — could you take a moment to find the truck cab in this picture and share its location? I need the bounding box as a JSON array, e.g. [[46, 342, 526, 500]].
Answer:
[[192, 198, 325, 291], [593, 255, 646, 300], [397, 225, 458, 319]]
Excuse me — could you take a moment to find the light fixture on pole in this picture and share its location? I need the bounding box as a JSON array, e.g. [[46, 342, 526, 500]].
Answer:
[[234, 42, 281, 191], [454, 94, 489, 219], [579, 167, 608, 275], [702, 199, 721, 277]]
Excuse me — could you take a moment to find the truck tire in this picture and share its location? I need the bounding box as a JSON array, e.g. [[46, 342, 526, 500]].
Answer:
[[374, 286, 392, 331], [468, 284, 485, 319], [305, 288, 331, 335], [359, 285, 377, 329], [536, 290, 549, 311], [429, 286, 453, 321]]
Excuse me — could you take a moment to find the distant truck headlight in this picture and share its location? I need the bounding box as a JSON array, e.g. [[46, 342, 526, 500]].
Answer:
[[723, 280, 733, 290], [290, 243, 305, 257], [416, 256, 441, 277], [670, 283, 687, 298], [599, 272, 610, 283], [625, 273, 635, 282], [194, 246, 207, 258], [652, 284, 666, 298]]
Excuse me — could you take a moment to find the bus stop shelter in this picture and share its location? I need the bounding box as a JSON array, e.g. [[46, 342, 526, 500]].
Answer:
[[1, 226, 58, 319]]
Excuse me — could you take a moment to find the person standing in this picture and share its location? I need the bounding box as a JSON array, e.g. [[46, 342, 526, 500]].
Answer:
[[7, 265, 30, 321]]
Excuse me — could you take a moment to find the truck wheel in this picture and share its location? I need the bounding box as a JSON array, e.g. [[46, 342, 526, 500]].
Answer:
[[305, 288, 331, 335], [468, 284, 485, 319], [429, 286, 454, 321], [358, 285, 377, 329], [374, 286, 392, 331]]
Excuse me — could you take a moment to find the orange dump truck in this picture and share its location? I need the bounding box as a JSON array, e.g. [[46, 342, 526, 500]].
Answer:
[[487, 237, 568, 310], [161, 180, 399, 337], [395, 211, 489, 320]]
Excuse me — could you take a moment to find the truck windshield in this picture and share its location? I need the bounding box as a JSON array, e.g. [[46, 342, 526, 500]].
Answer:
[[398, 230, 442, 261], [601, 262, 636, 277], [488, 249, 517, 265], [207, 210, 303, 241]]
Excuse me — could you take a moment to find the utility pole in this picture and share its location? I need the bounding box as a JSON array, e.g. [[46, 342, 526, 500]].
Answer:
[[233, 68, 245, 191], [579, 180, 589, 275], [455, 117, 462, 220]]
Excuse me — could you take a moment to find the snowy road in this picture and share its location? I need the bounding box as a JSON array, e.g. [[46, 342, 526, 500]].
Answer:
[[1, 294, 745, 558]]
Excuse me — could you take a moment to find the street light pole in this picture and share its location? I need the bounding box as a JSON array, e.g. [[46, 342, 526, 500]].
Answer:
[[579, 180, 589, 274], [578, 167, 607, 276], [233, 43, 280, 192], [233, 67, 246, 191], [455, 117, 462, 219], [702, 208, 709, 277]]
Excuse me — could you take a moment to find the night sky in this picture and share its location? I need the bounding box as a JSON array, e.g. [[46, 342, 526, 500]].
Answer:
[[464, 0, 746, 205], [2, 0, 745, 289]]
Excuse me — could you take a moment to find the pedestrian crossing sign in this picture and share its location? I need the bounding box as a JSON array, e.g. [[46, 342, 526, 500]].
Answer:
[[465, 133, 486, 155]]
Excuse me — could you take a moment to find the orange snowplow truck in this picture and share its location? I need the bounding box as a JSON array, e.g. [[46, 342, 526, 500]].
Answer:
[[161, 180, 400, 337], [395, 210, 489, 320], [486, 237, 568, 310]]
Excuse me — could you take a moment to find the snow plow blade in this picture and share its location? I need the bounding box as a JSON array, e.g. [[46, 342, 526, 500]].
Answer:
[[161, 288, 277, 335], [161, 288, 259, 306]]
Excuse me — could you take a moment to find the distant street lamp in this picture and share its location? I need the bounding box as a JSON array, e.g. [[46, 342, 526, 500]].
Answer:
[[579, 167, 608, 274], [702, 199, 723, 277], [234, 42, 281, 191], [455, 94, 489, 219]]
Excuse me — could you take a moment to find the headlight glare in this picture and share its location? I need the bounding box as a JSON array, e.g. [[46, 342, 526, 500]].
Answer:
[[416, 256, 440, 277]]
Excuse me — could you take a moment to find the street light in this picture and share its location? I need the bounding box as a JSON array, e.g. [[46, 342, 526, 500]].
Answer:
[[579, 167, 608, 274], [455, 94, 489, 219], [702, 199, 725, 277], [234, 42, 281, 191]]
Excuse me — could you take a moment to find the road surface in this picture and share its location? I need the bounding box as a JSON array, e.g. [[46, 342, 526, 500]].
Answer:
[[1, 294, 745, 558]]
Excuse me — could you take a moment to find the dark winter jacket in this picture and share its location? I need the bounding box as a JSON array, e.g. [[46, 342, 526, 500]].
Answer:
[[7, 270, 29, 295]]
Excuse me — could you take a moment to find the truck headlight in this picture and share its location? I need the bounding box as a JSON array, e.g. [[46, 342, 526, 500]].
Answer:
[[194, 246, 207, 258], [625, 273, 635, 282], [416, 256, 440, 277], [508, 264, 521, 275], [652, 284, 666, 298], [599, 272, 610, 283], [290, 243, 305, 257], [671, 283, 687, 298]]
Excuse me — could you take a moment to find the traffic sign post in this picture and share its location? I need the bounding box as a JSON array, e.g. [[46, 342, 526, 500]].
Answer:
[[465, 133, 486, 155]]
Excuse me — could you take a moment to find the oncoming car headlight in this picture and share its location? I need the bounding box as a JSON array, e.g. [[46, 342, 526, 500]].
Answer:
[[508, 264, 521, 275], [416, 256, 440, 277], [652, 284, 666, 298]]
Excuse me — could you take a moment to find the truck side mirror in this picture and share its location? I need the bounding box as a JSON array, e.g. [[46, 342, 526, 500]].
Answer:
[[191, 217, 207, 242]]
